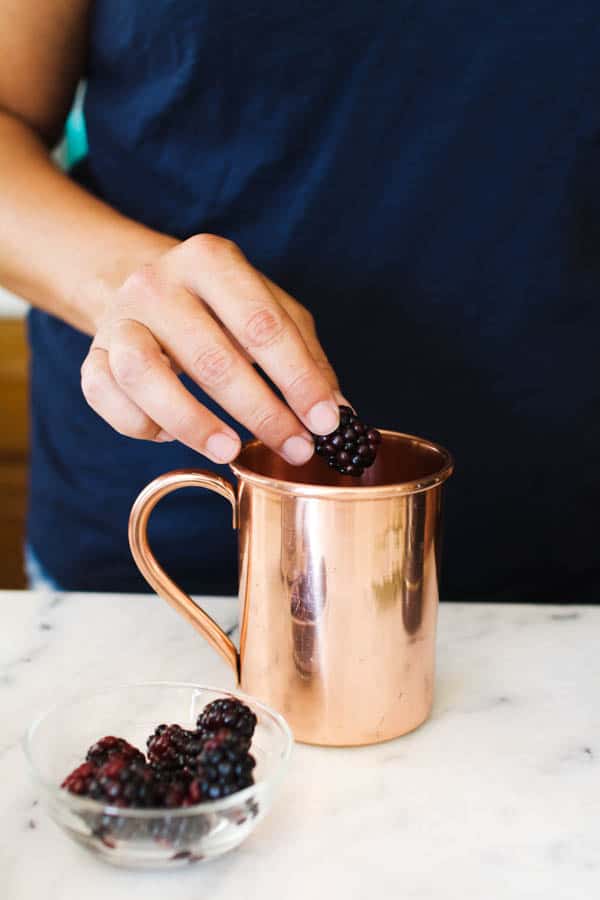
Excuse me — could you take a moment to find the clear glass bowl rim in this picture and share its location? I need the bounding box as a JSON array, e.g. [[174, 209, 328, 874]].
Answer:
[[23, 680, 293, 819]]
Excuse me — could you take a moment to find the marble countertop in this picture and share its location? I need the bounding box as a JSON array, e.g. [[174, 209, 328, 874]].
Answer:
[[1, 591, 599, 900]]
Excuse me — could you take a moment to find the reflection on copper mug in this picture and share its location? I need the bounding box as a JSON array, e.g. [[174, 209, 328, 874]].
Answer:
[[129, 431, 453, 746]]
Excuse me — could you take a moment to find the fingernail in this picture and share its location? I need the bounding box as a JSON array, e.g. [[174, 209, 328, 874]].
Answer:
[[206, 432, 240, 462], [333, 390, 354, 410], [307, 400, 339, 435], [156, 430, 175, 442], [281, 435, 314, 465]]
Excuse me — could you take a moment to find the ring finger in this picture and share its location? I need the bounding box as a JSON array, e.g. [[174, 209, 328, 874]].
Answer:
[[103, 320, 243, 462], [81, 346, 173, 443]]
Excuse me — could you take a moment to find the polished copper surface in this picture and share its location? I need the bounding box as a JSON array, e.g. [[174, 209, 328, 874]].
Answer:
[[128, 471, 240, 677], [129, 431, 453, 746]]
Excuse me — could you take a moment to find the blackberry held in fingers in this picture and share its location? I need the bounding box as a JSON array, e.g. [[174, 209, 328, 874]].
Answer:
[[314, 406, 382, 477]]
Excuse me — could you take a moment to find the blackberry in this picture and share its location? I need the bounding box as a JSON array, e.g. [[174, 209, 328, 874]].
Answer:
[[147, 723, 204, 774], [86, 735, 145, 768], [196, 699, 257, 750], [63, 754, 161, 808], [188, 728, 256, 802], [85, 755, 161, 808], [153, 768, 193, 809], [313, 406, 381, 477], [61, 761, 97, 795]]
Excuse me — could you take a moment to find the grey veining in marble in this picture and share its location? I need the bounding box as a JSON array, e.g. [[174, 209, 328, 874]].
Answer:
[[1, 591, 599, 900]]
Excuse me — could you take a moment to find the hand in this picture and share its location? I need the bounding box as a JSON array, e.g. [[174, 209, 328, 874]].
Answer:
[[81, 234, 345, 464]]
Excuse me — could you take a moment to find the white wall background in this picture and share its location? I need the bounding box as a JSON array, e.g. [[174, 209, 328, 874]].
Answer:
[[0, 286, 28, 317]]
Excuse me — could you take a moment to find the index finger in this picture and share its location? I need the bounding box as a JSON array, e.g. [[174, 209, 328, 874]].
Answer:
[[262, 274, 350, 405], [168, 236, 341, 435]]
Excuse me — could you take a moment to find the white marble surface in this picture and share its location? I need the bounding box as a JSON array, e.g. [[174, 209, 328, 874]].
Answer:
[[1, 591, 599, 899]]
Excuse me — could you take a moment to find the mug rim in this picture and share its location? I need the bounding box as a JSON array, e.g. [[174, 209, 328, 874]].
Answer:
[[230, 429, 454, 498]]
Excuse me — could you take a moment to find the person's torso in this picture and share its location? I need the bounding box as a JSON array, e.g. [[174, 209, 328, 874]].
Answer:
[[29, 1, 600, 598]]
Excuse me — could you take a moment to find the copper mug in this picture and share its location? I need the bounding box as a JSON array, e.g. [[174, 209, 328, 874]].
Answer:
[[129, 431, 453, 746]]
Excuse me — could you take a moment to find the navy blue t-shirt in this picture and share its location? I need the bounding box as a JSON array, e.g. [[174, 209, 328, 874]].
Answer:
[[28, 2, 600, 601]]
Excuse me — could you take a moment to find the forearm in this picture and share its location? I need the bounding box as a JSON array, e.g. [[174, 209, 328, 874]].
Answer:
[[0, 115, 342, 465], [0, 110, 175, 334]]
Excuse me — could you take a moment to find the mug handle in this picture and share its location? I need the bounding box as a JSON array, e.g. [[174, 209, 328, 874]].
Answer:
[[128, 469, 240, 680]]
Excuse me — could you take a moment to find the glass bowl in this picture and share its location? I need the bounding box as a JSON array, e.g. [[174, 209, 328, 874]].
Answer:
[[23, 682, 292, 868]]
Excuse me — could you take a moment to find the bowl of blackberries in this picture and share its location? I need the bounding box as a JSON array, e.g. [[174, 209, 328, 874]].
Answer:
[[24, 683, 292, 868]]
